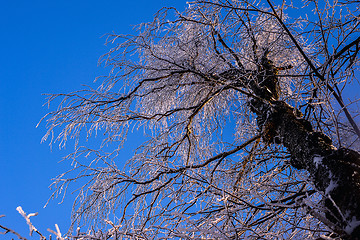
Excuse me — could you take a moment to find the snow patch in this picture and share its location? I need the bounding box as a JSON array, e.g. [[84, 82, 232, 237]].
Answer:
[[313, 156, 323, 168], [345, 217, 360, 235], [325, 179, 338, 195]]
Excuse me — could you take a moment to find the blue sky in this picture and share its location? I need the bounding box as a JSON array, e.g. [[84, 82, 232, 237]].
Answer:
[[0, 1, 186, 238]]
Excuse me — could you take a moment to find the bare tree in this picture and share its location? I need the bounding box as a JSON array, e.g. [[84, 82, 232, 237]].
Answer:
[[39, 0, 360, 239]]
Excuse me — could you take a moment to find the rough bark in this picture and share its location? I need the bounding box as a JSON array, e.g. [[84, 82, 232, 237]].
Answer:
[[222, 57, 360, 238], [251, 99, 360, 239]]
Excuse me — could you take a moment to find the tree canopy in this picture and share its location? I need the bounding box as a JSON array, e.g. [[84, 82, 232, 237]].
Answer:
[[6, 0, 360, 239]]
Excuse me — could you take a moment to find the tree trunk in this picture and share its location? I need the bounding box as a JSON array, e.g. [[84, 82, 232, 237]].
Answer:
[[221, 55, 360, 238], [250, 99, 360, 239]]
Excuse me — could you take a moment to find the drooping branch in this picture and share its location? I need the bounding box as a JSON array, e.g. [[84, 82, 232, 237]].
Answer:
[[40, 1, 360, 238]]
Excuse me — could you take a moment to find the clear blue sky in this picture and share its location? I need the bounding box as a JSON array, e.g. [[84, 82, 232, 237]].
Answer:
[[0, 1, 186, 238]]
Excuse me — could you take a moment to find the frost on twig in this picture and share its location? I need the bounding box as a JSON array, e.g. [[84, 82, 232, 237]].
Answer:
[[48, 224, 64, 240], [40, 0, 360, 239], [16, 206, 39, 237]]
